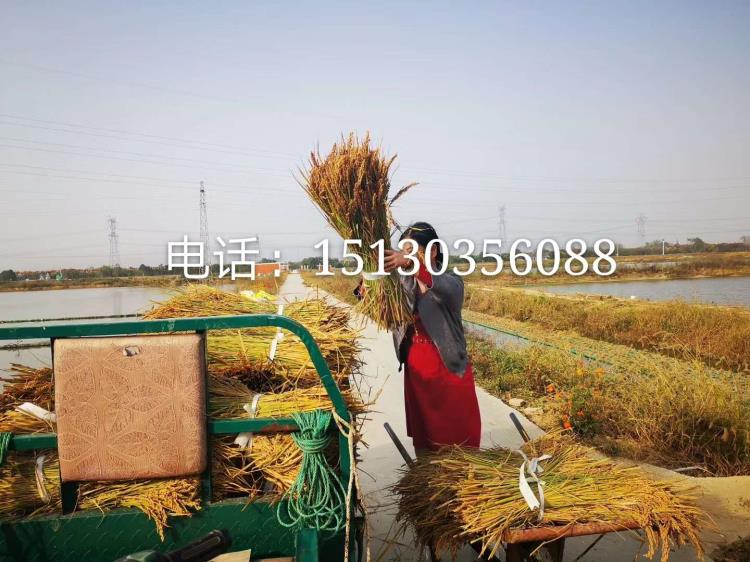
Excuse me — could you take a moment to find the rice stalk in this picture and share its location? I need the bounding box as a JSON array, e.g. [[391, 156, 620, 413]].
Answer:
[[299, 132, 417, 329]]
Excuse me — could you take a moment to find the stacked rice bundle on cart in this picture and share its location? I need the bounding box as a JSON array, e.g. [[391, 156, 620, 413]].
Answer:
[[141, 285, 364, 503], [0, 285, 364, 538], [395, 434, 706, 562]]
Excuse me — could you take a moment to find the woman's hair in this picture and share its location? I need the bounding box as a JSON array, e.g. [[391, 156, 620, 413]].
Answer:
[[400, 222, 443, 266]]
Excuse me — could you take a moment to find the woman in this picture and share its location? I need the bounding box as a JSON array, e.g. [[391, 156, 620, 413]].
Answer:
[[358, 222, 481, 454]]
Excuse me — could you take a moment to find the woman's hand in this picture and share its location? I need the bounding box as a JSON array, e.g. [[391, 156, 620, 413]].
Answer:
[[384, 249, 411, 273]]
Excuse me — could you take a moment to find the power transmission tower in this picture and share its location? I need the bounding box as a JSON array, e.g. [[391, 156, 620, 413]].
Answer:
[[199, 181, 210, 267], [498, 205, 507, 241], [107, 216, 120, 268], [636, 213, 647, 242]]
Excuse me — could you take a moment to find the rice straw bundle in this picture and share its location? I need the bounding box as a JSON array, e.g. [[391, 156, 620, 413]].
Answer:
[[143, 284, 274, 319], [0, 410, 54, 434], [0, 364, 54, 413], [212, 434, 301, 500], [78, 478, 200, 541], [208, 375, 366, 419], [300, 132, 417, 329], [395, 436, 705, 561], [0, 453, 61, 518], [212, 436, 264, 500], [145, 287, 361, 383]]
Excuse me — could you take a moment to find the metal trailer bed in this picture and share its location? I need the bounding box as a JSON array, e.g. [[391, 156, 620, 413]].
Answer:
[[0, 314, 357, 562]]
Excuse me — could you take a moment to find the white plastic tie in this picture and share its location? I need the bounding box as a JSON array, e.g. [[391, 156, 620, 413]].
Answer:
[[35, 455, 50, 503], [515, 450, 551, 521], [234, 393, 263, 450], [16, 402, 56, 424], [268, 304, 285, 360]]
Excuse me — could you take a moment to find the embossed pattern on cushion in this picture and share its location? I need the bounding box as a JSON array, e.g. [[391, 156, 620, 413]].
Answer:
[[54, 334, 207, 481]]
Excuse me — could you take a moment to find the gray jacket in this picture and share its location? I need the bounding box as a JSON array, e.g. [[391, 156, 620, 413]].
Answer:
[[392, 271, 469, 376]]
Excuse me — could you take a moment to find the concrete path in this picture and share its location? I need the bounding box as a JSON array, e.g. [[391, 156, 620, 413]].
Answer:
[[278, 273, 715, 562]]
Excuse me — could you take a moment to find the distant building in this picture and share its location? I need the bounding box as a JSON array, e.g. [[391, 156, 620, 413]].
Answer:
[[255, 262, 282, 277]]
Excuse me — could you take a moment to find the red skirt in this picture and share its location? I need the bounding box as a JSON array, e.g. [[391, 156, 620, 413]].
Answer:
[[404, 339, 481, 451]]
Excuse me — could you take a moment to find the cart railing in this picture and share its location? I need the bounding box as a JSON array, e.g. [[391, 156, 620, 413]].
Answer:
[[0, 314, 354, 561]]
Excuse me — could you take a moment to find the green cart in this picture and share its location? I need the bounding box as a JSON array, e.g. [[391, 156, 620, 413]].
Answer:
[[0, 314, 356, 562]]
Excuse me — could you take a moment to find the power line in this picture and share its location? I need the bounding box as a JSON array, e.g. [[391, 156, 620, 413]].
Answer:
[[0, 113, 298, 158]]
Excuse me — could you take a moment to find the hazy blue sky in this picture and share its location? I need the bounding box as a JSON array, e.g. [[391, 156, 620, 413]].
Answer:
[[1, 1, 748, 268]]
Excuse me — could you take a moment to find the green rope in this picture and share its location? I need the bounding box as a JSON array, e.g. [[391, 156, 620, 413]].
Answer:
[[0, 432, 13, 467], [276, 410, 347, 533]]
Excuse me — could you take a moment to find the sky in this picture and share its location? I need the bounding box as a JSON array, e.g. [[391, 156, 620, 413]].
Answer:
[[0, 1, 748, 269]]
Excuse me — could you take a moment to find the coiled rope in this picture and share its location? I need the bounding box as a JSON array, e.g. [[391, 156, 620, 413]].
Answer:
[[276, 410, 348, 533], [0, 432, 13, 467]]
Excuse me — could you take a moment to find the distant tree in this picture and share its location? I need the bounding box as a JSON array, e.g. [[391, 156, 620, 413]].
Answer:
[[0, 269, 17, 282], [687, 237, 707, 252]]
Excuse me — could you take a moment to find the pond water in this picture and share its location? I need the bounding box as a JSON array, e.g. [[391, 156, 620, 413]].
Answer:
[[533, 276, 750, 307], [0, 286, 181, 371]]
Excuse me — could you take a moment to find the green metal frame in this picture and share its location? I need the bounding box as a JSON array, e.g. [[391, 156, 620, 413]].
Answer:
[[0, 314, 353, 562]]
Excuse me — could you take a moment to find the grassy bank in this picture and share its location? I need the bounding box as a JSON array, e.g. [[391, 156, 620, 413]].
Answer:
[[0, 275, 187, 292], [465, 311, 750, 476], [465, 286, 750, 373]]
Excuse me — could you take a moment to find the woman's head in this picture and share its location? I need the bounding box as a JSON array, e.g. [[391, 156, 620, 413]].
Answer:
[[400, 222, 442, 266]]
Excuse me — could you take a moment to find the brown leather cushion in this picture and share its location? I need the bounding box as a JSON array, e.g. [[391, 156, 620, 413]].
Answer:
[[54, 334, 207, 481]]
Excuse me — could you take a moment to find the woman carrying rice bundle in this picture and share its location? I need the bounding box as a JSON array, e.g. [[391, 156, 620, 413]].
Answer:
[[357, 222, 481, 454]]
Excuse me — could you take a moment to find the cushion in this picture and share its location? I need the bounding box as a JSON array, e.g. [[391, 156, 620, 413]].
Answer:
[[54, 333, 207, 481]]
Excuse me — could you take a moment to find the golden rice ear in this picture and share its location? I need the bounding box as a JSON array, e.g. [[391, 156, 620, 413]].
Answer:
[[389, 182, 419, 205]]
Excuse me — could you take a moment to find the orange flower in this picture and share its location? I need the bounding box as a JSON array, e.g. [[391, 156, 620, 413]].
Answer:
[[563, 421, 573, 430], [576, 410, 585, 418], [546, 383, 556, 394]]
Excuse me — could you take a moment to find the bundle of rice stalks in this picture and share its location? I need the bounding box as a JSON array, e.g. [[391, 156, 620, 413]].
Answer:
[[212, 436, 264, 500], [0, 452, 60, 518], [143, 284, 274, 319], [0, 410, 54, 434], [300, 132, 417, 330], [212, 434, 301, 500], [208, 375, 366, 419], [0, 364, 54, 413], [144, 286, 361, 384], [78, 478, 200, 541], [395, 436, 705, 562]]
